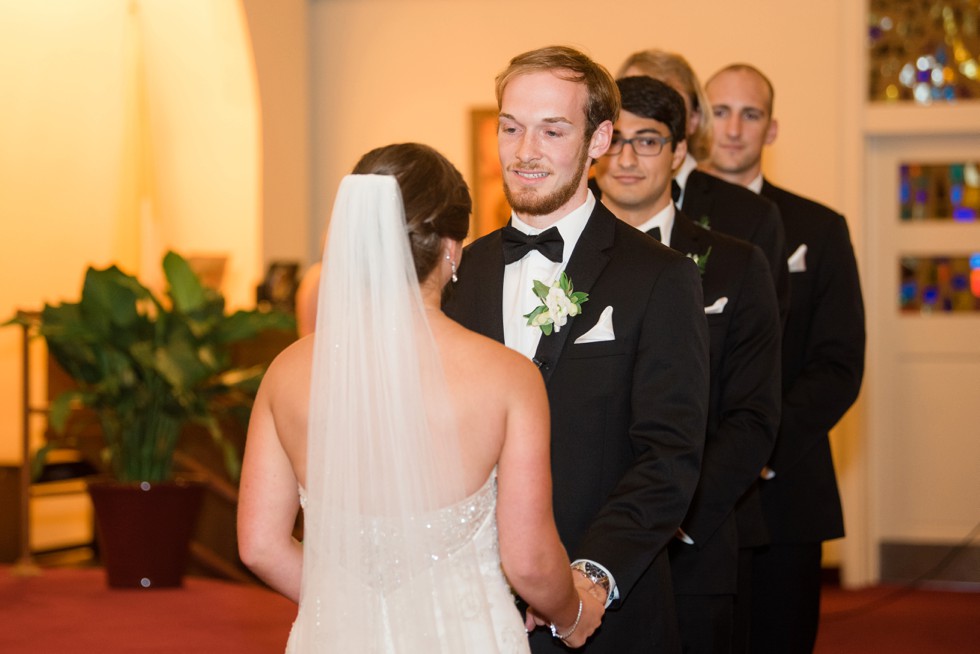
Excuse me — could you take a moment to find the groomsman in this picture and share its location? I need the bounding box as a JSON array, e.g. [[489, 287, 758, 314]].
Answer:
[[617, 50, 790, 323], [594, 75, 781, 654], [704, 63, 866, 654], [615, 48, 789, 651], [445, 46, 709, 653]]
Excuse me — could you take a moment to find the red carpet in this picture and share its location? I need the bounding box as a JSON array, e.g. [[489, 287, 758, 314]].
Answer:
[[816, 584, 980, 653], [0, 566, 296, 653], [3, 567, 978, 653]]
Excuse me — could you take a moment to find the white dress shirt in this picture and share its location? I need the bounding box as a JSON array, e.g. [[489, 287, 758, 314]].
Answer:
[[633, 202, 676, 248], [502, 191, 594, 360], [673, 153, 699, 208]]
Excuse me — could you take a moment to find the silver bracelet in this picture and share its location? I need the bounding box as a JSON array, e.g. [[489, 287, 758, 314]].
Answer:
[[550, 598, 583, 640]]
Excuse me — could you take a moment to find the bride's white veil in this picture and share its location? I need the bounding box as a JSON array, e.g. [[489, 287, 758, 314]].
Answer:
[[290, 173, 503, 651]]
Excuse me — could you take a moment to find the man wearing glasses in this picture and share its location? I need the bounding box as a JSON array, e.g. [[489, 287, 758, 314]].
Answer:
[[617, 50, 789, 326], [593, 75, 782, 654]]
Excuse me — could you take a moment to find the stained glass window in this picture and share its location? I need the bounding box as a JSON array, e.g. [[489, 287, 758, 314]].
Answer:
[[900, 162, 980, 220], [899, 254, 980, 311], [869, 0, 980, 103]]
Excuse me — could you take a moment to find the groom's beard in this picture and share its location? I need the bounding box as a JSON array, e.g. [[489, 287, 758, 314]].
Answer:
[[503, 144, 590, 217]]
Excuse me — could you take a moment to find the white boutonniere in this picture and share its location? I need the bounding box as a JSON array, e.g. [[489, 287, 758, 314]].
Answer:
[[524, 272, 589, 335], [686, 246, 712, 276]]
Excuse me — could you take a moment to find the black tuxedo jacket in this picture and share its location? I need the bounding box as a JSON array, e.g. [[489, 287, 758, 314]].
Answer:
[[759, 179, 865, 543], [664, 210, 782, 596], [680, 169, 790, 324], [445, 201, 709, 653]]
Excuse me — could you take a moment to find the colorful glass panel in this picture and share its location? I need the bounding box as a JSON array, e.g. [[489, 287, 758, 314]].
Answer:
[[900, 162, 980, 221], [899, 254, 980, 311], [869, 0, 980, 103]]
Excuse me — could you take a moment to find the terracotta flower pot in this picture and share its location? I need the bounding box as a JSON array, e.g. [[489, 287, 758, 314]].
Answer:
[[87, 477, 206, 589]]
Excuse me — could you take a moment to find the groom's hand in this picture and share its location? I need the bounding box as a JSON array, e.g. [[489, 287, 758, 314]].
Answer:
[[572, 568, 609, 607]]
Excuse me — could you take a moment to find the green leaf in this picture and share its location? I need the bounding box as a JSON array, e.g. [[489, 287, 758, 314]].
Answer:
[[531, 279, 551, 299], [164, 251, 207, 314], [523, 305, 547, 325], [215, 310, 295, 344], [699, 246, 712, 274], [31, 443, 57, 481], [558, 272, 572, 293], [49, 391, 83, 433]]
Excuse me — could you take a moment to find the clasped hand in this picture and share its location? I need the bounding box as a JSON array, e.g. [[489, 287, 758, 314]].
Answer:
[[524, 570, 606, 648]]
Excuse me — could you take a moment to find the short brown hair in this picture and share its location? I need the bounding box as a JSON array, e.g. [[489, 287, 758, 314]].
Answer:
[[496, 45, 620, 139], [618, 49, 713, 162], [352, 143, 470, 281]]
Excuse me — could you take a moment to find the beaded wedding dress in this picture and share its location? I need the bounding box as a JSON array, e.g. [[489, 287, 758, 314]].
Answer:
[[285, 175, 529, 653], [287, 471, 529, 653]]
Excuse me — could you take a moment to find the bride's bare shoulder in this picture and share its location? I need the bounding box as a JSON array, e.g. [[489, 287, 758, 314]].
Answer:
[[439, 318, 540, 388], [260, 335, 314, 395]]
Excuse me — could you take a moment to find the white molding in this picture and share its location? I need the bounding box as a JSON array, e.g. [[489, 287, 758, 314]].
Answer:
[[865, 103, 980, 136]]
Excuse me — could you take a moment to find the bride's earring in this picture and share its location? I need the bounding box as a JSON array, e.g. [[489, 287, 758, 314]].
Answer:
[[445, 252, 458, 283]]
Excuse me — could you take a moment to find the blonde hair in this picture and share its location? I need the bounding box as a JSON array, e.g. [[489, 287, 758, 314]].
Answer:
[[618, 50, 713, 162], [496, 45, 620, 139]]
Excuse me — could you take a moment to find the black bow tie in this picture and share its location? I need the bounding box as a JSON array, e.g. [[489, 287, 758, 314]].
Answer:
[[647, 226, 662, 242], [501, 225, 564, 264]]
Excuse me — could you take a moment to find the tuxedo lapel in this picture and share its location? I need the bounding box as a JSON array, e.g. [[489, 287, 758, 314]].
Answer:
[[481, 232, 507, 343], [680, 170, 712, 224], [531, 205, 614, 384], [665, 208, 709, 257], [452, 230, 506, 343]]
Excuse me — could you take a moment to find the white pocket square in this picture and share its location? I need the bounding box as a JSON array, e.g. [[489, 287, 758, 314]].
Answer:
[[788, 244, 808, 273], [574, 305, 615, 343], [704, 297, 728, 315]]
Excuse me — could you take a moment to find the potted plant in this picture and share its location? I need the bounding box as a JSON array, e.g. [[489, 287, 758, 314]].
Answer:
[[9, 251, 295, 587]]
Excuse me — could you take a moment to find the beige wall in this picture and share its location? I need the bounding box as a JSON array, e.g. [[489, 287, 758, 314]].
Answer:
[[310, 0, 848, 250], [241, 0, 311, 268], [0, 0, 262, 462]]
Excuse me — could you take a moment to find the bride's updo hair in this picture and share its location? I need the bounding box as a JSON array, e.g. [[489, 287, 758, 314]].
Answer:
[[352, 143, 471, 282]]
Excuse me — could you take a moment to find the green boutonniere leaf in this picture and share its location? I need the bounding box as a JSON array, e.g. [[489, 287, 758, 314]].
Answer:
[[686, 246, 712, 276], [523, 272, 589, 335]]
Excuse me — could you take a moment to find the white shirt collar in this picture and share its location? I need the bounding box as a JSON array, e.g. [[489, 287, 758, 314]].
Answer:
[[747, 173, 764, 194], [673, 153, 699, 207], [509, 190, 595, 264], [633, 203, 676, 247]]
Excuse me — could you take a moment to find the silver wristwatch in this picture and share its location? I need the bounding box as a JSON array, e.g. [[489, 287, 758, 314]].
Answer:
[[571, 560, 611, 604]]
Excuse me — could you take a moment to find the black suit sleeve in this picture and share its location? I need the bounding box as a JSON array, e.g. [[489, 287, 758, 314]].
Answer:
[[575, 254, 709, 600], [770, 215, 865, 474], [683, 246, 781, 545]]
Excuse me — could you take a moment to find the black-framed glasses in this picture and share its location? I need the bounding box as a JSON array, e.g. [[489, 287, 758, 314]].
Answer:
[[605, 134, 672, 157]]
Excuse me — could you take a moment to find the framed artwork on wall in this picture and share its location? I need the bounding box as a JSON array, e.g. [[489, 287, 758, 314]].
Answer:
[[469, 107, 511, 239]]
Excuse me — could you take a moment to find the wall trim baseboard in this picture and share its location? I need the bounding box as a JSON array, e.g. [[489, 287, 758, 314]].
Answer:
[[880, 540, 980, 585]]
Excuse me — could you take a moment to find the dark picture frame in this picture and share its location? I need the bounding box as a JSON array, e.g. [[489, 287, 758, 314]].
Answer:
[[469, 107, 511, 239]]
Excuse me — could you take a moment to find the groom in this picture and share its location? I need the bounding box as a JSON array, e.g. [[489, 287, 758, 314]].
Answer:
[[445, 46, 709, 653]]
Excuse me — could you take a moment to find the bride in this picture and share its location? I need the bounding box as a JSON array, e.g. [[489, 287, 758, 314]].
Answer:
[[237, 143, 603, 651]]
